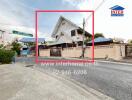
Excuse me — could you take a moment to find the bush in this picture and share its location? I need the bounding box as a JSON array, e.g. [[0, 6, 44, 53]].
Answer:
[[0, 49, 15, 64], [11, 41, 21, 56]]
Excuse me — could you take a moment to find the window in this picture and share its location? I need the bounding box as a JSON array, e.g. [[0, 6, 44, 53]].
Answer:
[[77, 29, 83, 34], [56, 35, 58, 39], [71, 30, 75, 36]]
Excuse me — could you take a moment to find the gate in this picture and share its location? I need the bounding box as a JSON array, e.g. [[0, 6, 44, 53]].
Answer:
[[126, 45, 132, 57], [50, 47, 61, 57]]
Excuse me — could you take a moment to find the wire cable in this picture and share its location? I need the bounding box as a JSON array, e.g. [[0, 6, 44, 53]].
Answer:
[[85, 0, 107, 24]]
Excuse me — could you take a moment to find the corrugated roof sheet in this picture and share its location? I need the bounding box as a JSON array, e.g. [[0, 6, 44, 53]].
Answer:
[[88, 37, 112, 43], [19, 38, 45, 43]]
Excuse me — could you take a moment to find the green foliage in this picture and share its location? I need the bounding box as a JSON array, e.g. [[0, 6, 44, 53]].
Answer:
[[85, 37, 92, 44], [94, 33, 104, 38], [11, 41, 21, 56], [0, 49, 15, 64], [85, 33, 104, 43], [129, 40, 132, 44], [0, 44, 4, 49]]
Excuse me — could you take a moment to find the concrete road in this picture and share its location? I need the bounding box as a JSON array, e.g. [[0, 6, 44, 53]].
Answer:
[[0, 64, 112, 100], [36, 61, 132, 100]]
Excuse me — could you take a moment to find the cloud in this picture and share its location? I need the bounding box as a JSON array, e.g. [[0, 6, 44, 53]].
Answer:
[[62, 0, 132, 40], [62, 0, 102, 34], [62, 0, 104, 18], [0, 0, 35, 27], [0, 0, 131, 42], [0, 25, 53, 42], [0, 0, 52, 41]]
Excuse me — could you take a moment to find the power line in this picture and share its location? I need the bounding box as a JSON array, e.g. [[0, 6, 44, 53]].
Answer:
[[85, 0, 107, 24]]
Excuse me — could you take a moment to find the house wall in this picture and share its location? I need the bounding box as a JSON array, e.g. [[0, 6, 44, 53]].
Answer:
[[39, 44, 126, 60], [54, 20, 86, 42], [72, 33, 86, 42], [87, 44, 126, 60], [62, 47, 82, 58], [39, 49, 50, 57], [55, 20, 78, 39]]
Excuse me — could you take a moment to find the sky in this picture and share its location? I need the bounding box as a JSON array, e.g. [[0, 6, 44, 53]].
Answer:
[[0, 0, 131, 41]]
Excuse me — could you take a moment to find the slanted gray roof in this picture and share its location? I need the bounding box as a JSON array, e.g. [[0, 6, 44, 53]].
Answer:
[[19, 38, 45, 43], [52, 16, 80, 38], [51, 16, 91, 38]]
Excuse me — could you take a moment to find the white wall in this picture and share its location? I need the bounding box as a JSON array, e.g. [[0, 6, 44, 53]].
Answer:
[[55, 20, 78, 38]]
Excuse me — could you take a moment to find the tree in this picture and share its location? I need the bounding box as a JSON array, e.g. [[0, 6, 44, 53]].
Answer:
[[94, 33, 104, 38], [85, 33, 104, 43], [81, 32, 105, 58], [84, 36, 92, 44], [11, 41, 21, 56], [129, 40, 132, 44], [0, 44, 4, 49]]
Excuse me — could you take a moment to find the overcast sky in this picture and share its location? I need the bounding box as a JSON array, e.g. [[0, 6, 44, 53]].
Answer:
[[0, 0, 131, 41]]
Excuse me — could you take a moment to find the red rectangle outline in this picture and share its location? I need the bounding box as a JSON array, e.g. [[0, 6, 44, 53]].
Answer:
[[35, 10, 94, 64]]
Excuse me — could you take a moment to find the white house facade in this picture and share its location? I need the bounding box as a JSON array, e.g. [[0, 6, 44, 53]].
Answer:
[[50, 16, 91, 47]]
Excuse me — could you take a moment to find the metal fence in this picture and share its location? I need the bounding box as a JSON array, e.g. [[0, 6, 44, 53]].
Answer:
[[126, 45, 132, 57], [50, 47, 61, 57]]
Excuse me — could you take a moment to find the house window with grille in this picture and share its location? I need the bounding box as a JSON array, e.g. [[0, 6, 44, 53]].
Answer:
[[71, 30, 75, 36]]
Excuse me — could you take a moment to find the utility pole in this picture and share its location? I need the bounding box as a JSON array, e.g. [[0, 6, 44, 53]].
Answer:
[[81, 18, 86, 58], [83, 18, 85, 49]]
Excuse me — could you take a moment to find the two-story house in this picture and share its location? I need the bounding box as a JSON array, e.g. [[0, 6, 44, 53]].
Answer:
[[50, 16, 91, 47]]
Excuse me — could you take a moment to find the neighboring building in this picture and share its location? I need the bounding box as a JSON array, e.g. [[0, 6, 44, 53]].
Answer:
[[19, 38, 45, 44], [19, 37, 45, 56], [0, 28, 34, 46], [113, 38, 124, 43], [50, 16, 91, 47]]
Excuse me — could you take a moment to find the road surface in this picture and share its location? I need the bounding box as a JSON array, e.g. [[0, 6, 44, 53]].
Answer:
[[35, 61, 132, 100]]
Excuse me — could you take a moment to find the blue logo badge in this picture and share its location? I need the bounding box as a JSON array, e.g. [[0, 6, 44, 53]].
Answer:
[[110, 5, 125, 16]]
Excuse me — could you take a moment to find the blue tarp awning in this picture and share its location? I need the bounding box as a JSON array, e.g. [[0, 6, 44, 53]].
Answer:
[[19, 38, 45, 43], [88, 37, 113, 43]]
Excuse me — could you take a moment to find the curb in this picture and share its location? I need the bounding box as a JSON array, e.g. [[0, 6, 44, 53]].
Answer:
[[95, 60, 132, 66], [54, 74, 114, 100], [41, 57, 132, 66]]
